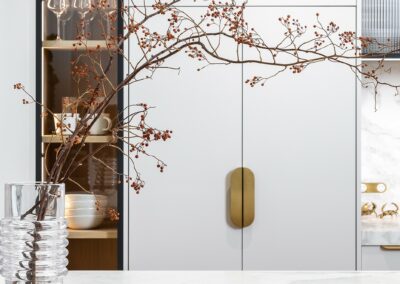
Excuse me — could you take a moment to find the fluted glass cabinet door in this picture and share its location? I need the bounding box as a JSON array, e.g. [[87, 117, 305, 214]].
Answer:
[[127, 7, 243, 270], [242, 6, 357, 270]]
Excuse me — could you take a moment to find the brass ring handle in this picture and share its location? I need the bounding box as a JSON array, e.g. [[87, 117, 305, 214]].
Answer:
[[230, 167, 255, 228], [361, 202, 377, 217], [379, 202, 399, 219]]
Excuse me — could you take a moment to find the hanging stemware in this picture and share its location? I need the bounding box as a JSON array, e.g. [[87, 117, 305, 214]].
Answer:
[[72, 0, 93, 39], [60, 0, 73, 40], [100, 0, 117, 39], [84, 8, 96, 39], [47, 0, 68, 40]]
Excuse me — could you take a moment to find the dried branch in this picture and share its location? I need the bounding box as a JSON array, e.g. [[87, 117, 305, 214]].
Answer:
[[14, 0, 400, 220]]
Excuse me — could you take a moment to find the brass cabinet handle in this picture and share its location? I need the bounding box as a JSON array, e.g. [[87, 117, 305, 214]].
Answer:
[[362, 182, 387, 193], [230, 167, 255, 228], [381, 246, 400, 250]]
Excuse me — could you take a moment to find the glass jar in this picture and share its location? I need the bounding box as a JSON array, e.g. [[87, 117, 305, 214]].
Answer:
[[0, 183, 68, 283]]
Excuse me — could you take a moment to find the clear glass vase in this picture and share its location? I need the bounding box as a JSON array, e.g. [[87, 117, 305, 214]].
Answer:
[[0, 183, 68, 283]]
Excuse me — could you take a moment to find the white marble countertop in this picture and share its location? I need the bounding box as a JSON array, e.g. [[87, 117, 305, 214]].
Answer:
[[362, 217, 400, 245], [2, 271, 400, 284], [362, 227, 400, 245]]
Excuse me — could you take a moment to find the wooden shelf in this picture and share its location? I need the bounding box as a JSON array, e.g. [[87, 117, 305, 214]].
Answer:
[[67, 228, 117, 239], [43, 40, 116, 51], [42, 135, 115, 143]]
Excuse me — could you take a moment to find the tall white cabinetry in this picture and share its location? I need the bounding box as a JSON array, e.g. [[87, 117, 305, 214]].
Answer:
[[126, 0, 358, 270]]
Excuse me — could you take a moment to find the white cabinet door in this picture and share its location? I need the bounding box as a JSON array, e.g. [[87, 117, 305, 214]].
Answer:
[[242, 6, 357, 270], [127, 7, 243, 270]]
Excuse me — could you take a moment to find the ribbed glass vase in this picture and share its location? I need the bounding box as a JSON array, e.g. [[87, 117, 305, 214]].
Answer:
[[0, 183, 68, 283]]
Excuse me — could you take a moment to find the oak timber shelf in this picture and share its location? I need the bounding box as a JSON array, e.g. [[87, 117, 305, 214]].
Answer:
[[42, 135, 115, 143], [67, 227, 117, 239], [42, 40, 116, 51]]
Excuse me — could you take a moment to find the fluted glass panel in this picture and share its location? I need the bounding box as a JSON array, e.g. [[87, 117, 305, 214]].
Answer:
[[362, 0, 400, 55]]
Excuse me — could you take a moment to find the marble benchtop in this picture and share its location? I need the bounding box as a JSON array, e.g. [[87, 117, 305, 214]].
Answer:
[[362, 227, 400, 245], [362, 218, 400, 245], [2, 271, 400, 284]]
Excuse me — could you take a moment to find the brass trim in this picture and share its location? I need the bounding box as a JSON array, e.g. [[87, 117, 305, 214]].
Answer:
[[381, 246, 400, 251], [362, 182, 387, 193], [230, 167, 255, 228]]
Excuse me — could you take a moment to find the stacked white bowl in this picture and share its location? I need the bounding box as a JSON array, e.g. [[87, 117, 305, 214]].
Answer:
[[65, 194, 108, 229]]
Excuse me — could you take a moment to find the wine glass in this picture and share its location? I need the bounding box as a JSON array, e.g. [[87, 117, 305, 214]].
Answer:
[[100, 0, 117, 39], [60, 0, 73, 40], [84, 9, 96, 39], [47, 0, 68, 40], [72, 0, 93, 38]]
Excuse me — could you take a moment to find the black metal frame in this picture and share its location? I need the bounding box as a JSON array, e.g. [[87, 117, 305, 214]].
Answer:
[[35, 0, 42, 183], [117, 0, 125, 270], [35, 0, 125, 270]]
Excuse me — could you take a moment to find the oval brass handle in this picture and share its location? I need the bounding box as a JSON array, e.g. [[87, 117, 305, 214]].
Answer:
[[230, 167, 255, 228]]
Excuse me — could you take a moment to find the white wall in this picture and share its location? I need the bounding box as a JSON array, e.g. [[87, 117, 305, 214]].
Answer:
[[0, 1, 36, 217]]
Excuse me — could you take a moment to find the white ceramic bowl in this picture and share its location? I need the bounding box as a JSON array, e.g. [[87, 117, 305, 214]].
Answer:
[[66, 215, 104, 229], [65, 199, 108, 210], [65, 208, 106, 217], [66, 194, 107, 202]]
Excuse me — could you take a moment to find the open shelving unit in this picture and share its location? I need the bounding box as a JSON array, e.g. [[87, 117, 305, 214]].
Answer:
[[37, 1, 123, 270]]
